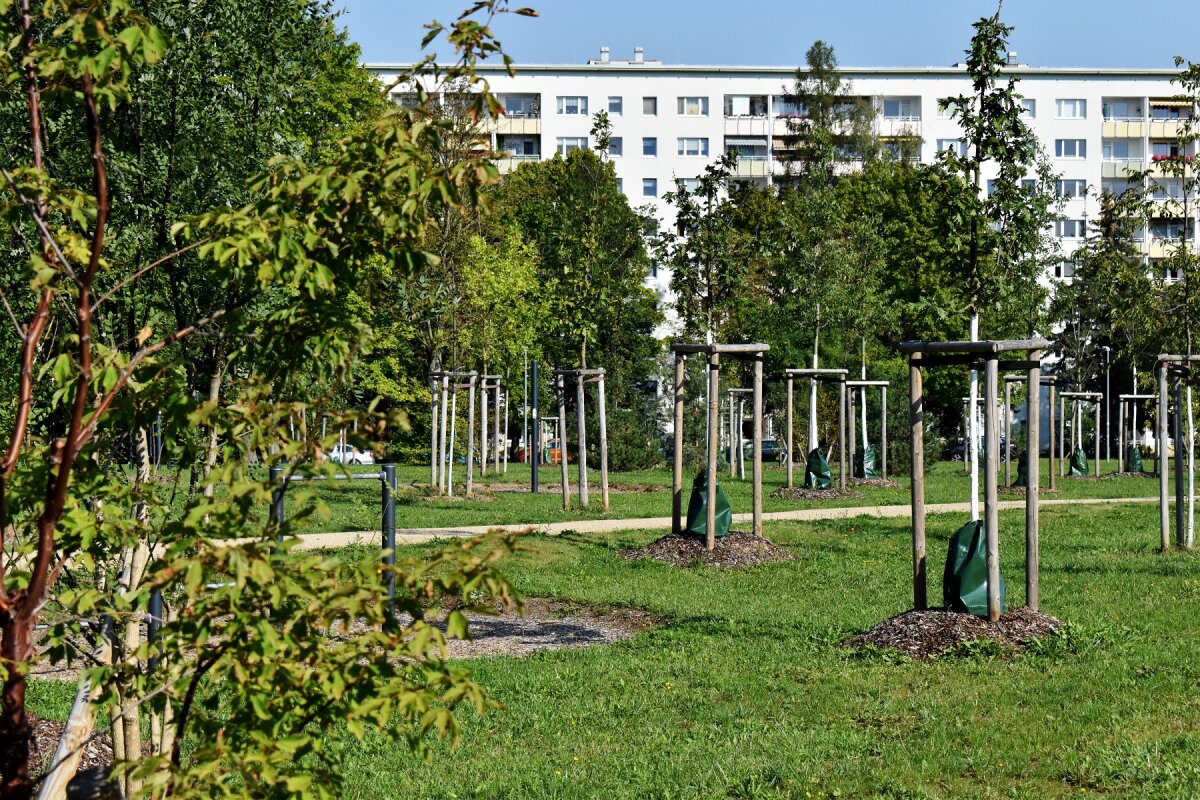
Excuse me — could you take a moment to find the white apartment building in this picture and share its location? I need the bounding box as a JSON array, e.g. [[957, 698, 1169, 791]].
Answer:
[[368, 49, 1198, 298]]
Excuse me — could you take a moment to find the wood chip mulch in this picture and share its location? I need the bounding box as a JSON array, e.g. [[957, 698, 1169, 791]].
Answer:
[[849, 477, 900, 489], [1104, 471, 1156, 480], [617, 532, 795, 568], [30, 712, 114, 779], [998, 486, 1061, 497], [839, 606, 1061, 660], [770, 487, 865, 501]]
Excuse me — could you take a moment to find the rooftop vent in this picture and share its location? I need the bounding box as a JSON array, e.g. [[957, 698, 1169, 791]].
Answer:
[[633, 47, 644, 63], [599, 46, 609, 63], [1006, 51, 1019, 65]]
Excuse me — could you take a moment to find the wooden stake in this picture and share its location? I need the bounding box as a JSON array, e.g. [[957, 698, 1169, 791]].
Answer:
[[1048, 383, 1057, 491], [753, 354, 764, 536], [786, 377, 795, 489], [430, 380, 438, 488], [1094, 397, 1101, 478], [480, 380, 489, 478], [1004, 380, 1012, 486], [1119, 399, 1125, 473], [1174, 375, 1185, 548], [848, 385, 857, 481], [984, 357, 1001, 623], [1026, 351, 1041, 611], [494, 383, 502, 474], [673, 355, 685, 535], [598, 374, 610, 512], [466, 376, 476, 498], [707, 352, 720, 551], [838, 378, 847, 491], [558, 373, 569, 511], [1160, 364, 1171, 551], [881, 385, 888, 481], [576, 372, 589, 509], [909, 356, 926, 610], [728, 391, 736, 478], [439, 375, 449, 494]]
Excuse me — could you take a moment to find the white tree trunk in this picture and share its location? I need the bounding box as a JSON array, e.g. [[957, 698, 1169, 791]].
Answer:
[[969, 314, 980, 521]]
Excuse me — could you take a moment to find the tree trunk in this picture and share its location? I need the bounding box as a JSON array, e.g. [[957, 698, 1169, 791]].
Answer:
[[0, 612, 35, 799]]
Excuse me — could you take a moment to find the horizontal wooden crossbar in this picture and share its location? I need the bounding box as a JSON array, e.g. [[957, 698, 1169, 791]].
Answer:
[[671, 343, 769, 355], [900, 338, 1052, 355]]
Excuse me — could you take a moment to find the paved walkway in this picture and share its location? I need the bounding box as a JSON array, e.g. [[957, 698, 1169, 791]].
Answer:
[[285, 496, 1159, 551]]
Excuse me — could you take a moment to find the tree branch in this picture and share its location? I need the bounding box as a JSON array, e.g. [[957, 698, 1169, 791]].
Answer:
[[91, 238, 211, 311]]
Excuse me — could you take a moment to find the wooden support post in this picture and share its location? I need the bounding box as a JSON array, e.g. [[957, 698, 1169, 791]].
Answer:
[[673, 355, 685, 535], [494, 383, 502, 474], [1119, 400, 1126, 473], [838, 379, 847, 491], [1026, 352, 1041, 611], [1159, 364, 1171, 551], [706, 352, 720, 551], [480, 382, 489, 478], [786, 377, 795, 488], [909, 356, 927, 610], [503, 390, 510, 474], [1174, 375, 1185, 548], [557, 373, 569, 511], [1094, 399, 1101, 478], [447, 390, 458, 497], [753, 354, 764, 537], [576, 373, 589, 509], [439, 375, 450, 494], [881, 386, 888, 481], [1004, 380, 1012, 486], [1048, 383, 1057, 491], [848, 386, 857, 481], [737, 399, 746, 480], [984, 357, 1001, 623], [466, 377, 476, 498], [598, 375, 610, 512], [1059, 393, 1066, 479], [430, 380, 438, 488]]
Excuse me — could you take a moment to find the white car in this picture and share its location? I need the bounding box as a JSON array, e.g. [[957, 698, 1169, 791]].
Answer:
[[327, 443, 375, 465]]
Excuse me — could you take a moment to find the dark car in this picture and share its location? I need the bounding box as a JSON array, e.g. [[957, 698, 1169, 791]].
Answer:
[[743, 438, 787, 463]]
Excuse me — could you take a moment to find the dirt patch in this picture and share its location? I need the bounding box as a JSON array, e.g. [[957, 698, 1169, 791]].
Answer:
[[840, 606, 1061, 660], [998, 486, 1061, 497], [617, 532, 794, 569], [1104, 471, 1157, 480], [30, 712, 114, 779], [770, 486, 865, 501]]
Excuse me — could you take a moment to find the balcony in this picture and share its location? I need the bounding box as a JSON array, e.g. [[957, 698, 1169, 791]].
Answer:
[[1102, 160, 1145, 178], [731, 158, 771, 178], [495, 154, 541, 174], [1102, 120, 1144, 138], [495, 115, 541, 135], [725, 116, 771, 136], [878, 117, 922, 138]]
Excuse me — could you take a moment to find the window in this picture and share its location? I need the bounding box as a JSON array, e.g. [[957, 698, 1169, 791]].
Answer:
[[1020, 98, 1036, 117], [1056, 139, 1086, 159], [1102, 178, 1138, 196], [937, 138, 967, 157], [1161, 260, 1184, 282], [498, 135, 539, 157], [1152, 179, 1184, 200], [1102, 139, 1136, 161], [987, 178, 1038, 196], [503, 95, 538, 117], [1151, 140, 1184, 159], [1054, 260, 1078, 280], [675, 177, 700, 192], [937, 99, 954, 119], [1150, 220, 1188, 241], [1102, 99, 1142, 120], [725, 137, 768, 160], [608, 96, 623, 115], [1151, 103, 1191, 120], [555, 137, 588, 156], [556, 96, 588, 115], [773, 96, 805, 117], [677, 96, 709, 116], [724, 95, 768, 117], [642, 137, 657, 157], [1056, 179, 1087, 199], [1056, 220, 1086, 238], [1056, 99, 1087, 119], [616, 178, 623, 194], [642, 178, 657, 197], [642, 96, 657, 116], [607, 137, 623, 157], [676, 137, 709, 157], [882, 98, 918, 119]]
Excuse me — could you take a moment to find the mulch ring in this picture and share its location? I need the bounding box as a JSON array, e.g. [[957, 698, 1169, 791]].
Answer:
[[617, 532, 794, 569], [1104, 471, 1157, 480], [999, 486, 1061, 497], [485, 481, 666, 494], [839, 606, 1061, 660], [30, 712, 114, 779], [849, 477, 900, 489], [770, 486, 865, 501]]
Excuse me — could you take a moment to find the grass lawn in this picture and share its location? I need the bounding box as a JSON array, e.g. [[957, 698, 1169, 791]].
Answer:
[[325, 500, 1200, 798], [284, 458, 1167, 534]]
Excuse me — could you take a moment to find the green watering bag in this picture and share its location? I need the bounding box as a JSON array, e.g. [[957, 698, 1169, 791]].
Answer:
[[685, 469, 733, 538], [943, 519, 1007, 617], [804, 448, 833, 489]]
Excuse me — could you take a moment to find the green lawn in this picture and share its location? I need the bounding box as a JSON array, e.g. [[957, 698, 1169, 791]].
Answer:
[[329, 501, 1199, 798], [283, 459, 1166, 534]]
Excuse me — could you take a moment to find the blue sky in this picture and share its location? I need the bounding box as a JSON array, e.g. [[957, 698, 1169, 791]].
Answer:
[[340, 0, 1197, 70]]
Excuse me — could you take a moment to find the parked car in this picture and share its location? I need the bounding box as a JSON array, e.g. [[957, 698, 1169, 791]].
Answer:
[[743, 438, 787, 463], [327, 443, 375, 465]]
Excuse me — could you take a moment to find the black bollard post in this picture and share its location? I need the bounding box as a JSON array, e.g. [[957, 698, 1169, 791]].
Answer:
[[382, 463, 397, 631], [531, 359, 540, 494], [269, 465, 284, 543]]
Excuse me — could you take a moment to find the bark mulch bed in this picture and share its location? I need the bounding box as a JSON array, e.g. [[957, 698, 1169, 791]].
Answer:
[[849, 477, 900, 489], [1104, 471, 1157, 480], [30, 713, 114, 778], [998, 486, 1061, 497], [617, 532, 795, 568], [839, 606, 1061, 660], [770, 487, 865, 501]]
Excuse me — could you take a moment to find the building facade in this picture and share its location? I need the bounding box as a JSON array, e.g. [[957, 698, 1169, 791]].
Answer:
[[368, 51, 1197, 299]]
